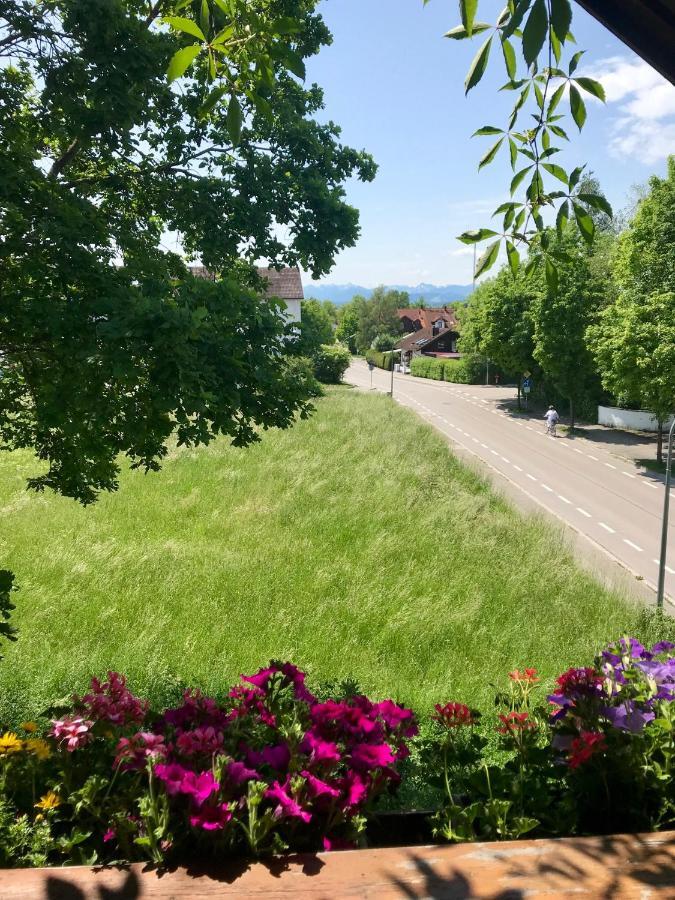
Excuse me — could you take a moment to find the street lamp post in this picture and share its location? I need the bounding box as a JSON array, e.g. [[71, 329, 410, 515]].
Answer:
[[388, 348, 402, 398], [656, 417, 675, 610]]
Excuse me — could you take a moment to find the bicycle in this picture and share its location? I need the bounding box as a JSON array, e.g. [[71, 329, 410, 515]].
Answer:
[[546, 421, 557, 437]]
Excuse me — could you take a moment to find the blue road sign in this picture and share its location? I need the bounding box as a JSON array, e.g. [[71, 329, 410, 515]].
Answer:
[[522, 377, 531, 389]]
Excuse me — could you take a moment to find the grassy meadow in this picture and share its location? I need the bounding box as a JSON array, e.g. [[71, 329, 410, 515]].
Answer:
[[0, 386, 647, 722]]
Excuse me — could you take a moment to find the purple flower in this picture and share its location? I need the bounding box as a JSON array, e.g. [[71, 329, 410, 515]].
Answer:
[[181, 770, 219, 806], [603, 702, 655, 734], [246, 743, 290, 771], [300, 730, 341, 766], [189, 803, 232, 831], [652, 640, 675, 655], [350, 742, 395, 771], [226, 760, 259, 786], [374, 700, 418, 738], [242, 662, 316, 704], [154, 762, 189, 795], [339, 770, 370, 809], [302, 771, 340, 799]]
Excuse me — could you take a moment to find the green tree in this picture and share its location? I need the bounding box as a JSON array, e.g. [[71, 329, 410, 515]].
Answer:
[[294, 299, 335, 357], [460, 268, 538, 406], [355, 287, 407, 353], [0, 0, 375, 504], [531, 231, 604, 429], [335, 297, 363, 353], [588, 159, 675, 461], [589, 292, 675, 462]]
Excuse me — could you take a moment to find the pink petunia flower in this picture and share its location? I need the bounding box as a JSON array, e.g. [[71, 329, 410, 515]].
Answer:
[[176, 726, 224, 757], [189, 803, 232, 831], [246, 743, 290, 771], [79, 672, 148, 726], [50, 716, 94, 752], [300, 730, 341, 766], [114, 732, 166, 771], [302, 771, 340, 799], [349, 742, 395, 771]]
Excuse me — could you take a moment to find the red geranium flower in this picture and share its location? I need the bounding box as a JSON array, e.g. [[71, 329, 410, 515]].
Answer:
[[432, 702, 474, 728], [497, 712, 536, 735], [508, 668, 540, 684], [568, 730, 606, 769]]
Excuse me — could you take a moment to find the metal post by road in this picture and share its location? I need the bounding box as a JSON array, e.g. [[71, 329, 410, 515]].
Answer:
[[390, 352, 394, 397], [656, 418, 675, 610]]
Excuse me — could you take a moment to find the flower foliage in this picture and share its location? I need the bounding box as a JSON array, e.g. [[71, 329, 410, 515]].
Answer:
[[0, 638, 674, 867]]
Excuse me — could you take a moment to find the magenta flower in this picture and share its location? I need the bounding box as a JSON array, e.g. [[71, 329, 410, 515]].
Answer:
[[50, 716, 94, 752], [189, 803, 232, 831], [79, 672, 148, 726], [246, 743, 290, 771], [302, 771, 340, 799], [114, 732, 166, 771], [374, 699, 418, 738], [243, 662, 316, 704], [339, 770, 370, 809], [176, 726, 224, 757], [300, 730, 341, 766], [226, 760, 259, 786], [350, 743, 395, 771], [322, 835, 356, 851], [265, 780, 312, 823], [181, 770, 219, 806], [163, 690, 228, 731], [102, 828, 117, 843], [154, 762, 189, 796]]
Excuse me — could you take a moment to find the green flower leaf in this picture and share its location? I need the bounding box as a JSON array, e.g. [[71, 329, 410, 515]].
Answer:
[[459, 0, 479, 36], [167, 43, 202, 82], [227, 94, 243, 145], [550, 0, 572, 43], [569, 84, 586, 129], [542, 162, 569, 185], [572, 201, 595, 244], [161, 16, 206, 42], [574, 76, 606, 101], [465, 36, 493, 93], [478, 137, 504, 169], [510, 165, 532, 195], [522, 0, 548, 67], [475, 239, 501, 277], [501, 37, 517, 80], [458, 228, 499, 244]]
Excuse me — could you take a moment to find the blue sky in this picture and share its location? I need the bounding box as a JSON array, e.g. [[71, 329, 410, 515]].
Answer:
[[305, 0, 675, 289]]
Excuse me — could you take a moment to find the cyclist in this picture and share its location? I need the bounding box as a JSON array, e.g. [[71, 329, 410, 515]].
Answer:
[[544, 405, 559, 436]]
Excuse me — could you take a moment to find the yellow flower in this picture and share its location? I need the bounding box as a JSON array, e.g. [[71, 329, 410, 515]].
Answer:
[[20, 722, 38, 733], [0, 732, 23, 755], [35, 791, 61, 811], [26, 738, 51, 760]]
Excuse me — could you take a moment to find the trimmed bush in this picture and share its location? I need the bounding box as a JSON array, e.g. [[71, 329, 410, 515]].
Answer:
[[284, 356, 323, 397], [365, 349, 393, 371], [411, 354, 497, 385], [410, 356, 445, 380], [313, 344, 351, 384]]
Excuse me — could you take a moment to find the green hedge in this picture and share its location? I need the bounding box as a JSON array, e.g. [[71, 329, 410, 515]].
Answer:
[[365, 349, 393, 371], [410, 354, 487, 384]]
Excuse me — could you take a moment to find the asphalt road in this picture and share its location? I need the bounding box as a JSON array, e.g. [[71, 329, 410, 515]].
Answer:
[[347, 360, 675, 607]]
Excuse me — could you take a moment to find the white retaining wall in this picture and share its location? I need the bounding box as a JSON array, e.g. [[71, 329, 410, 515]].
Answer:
[[598, 406, 674, 433]]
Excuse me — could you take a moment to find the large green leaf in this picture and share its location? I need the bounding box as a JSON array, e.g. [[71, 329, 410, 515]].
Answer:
[[542, 162, 568, 185], [574, 76, 606, 101], [198, 85, 227, 118], [502, 0, 532, 40], [547, 82, 565, 116], [577, 193, 613, 218], [510, 165, 532, 195], [506, 239, 520, 275], [475, 239, 501, 277], [568, 49, 584, 74], [501, 37, 517, 80], [556, 199, 569, 237], [478, 137, 504, 169], [458, 228, 498, 244], [465, 36, 493, 93], [161, 16, 206, 41], [569, 84, 586, 129], [167, 43, 201, 82], [283, 49, 306, 80], [200, 0, 209, 35], [568, 164, 585, 191], [550, 0, 572, 43], [227, 94, 243, 144], [572, 201, 595, 244], [472, 125, 503, 136], [459, 0, 479, 36], [211, 24, 235, 46], [522, 0, 548, 67], [444, 23, 491, 39], [509, 136, 518, 169]]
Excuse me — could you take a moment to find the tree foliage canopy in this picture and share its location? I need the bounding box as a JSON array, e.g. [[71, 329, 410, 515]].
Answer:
[[0, 0, 375, 502]]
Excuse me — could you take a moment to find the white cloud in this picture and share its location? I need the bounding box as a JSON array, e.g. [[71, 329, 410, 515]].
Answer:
[[448, 245, 475, 258], [585, 57, 675, 163]]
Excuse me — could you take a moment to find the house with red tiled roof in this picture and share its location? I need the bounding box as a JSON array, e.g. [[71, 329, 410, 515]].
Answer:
[[395, 307, 459, 366], [189, 265, 303, 324]]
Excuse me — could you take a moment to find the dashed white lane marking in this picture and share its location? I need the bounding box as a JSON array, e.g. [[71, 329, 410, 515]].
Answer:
[[472, 437, 479, 443], [491, 450, 499, 456], [513, 464, 523, 472], [644, 482, 658, 489], [480, 443, 488, 449], [526, 474, 537, 481], [599, 522, 616, 534], [624, 539, 643, 552], [558, 494, 572, 505], [501, 456, 510, 463], [622, 471, 635, 479], [576, 507, 592, 518], [573, 448, 584, 455], [653, 560, 675, 575], [605, 463, 617, 470], [587, 454, 598, 461], [541, 484, 554, 493]]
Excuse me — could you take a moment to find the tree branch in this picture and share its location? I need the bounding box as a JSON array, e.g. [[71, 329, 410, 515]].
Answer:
[[49, 137, 82, 179]]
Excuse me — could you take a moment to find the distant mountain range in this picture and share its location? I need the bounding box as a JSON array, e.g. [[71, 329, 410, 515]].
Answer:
[[306, 282, 474, 306]]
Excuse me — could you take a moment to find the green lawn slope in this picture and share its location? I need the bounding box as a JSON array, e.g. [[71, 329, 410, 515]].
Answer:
[[0, 387, 644, 722]]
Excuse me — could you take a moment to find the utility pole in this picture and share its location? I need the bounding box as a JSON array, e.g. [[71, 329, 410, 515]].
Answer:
[[657, 418, 675, 610]]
